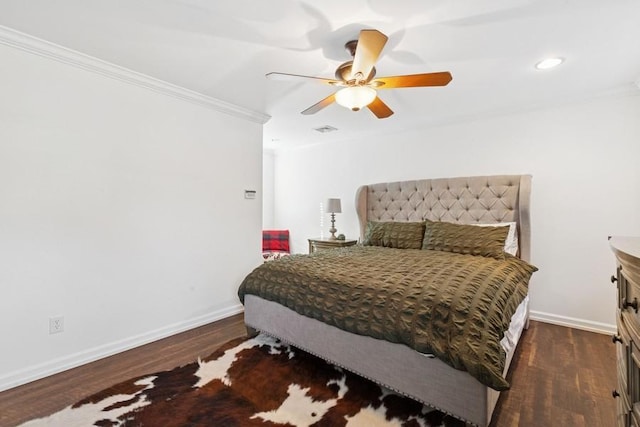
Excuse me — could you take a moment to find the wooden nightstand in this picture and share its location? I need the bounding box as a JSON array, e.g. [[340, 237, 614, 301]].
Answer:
[[308, 238, 357, 254]]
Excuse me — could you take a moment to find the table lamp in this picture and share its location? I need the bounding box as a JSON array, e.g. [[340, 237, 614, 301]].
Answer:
[[326, 198, 342, 240]]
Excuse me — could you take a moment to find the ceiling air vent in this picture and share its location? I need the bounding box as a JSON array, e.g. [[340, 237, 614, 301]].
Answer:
[[314, 125, 338, 133]]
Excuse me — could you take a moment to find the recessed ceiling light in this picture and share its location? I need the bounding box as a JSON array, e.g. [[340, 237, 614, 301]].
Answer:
[[535, 57, 564, 70]]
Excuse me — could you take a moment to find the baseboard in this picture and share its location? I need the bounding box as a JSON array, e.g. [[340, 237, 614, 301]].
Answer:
[[1, 306, 615, 392], [0, 304, 244, 393], [530, 310, 616, 335]]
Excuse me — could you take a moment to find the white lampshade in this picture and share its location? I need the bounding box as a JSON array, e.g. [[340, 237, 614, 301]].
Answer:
[[335, 86, 376, 111], [326, 198, 342, 214]]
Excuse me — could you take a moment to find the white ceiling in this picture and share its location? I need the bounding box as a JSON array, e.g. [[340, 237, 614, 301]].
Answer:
[[1, 0, 639, 151]]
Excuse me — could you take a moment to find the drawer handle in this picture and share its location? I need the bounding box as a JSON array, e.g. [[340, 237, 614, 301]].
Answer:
[[624, 298, 639, 313], [612, 335, 623, 344], [611, 275, 618, 284], [613, 390, 620, 398]]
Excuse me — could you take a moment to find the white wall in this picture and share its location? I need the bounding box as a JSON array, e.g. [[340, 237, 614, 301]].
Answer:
[[273, 94, 640, 332], [0, 42, 263, 390], [263, 150, 275, 229]]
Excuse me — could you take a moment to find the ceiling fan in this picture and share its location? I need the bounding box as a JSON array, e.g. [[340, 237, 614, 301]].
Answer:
[[266, 29, 452, 119]]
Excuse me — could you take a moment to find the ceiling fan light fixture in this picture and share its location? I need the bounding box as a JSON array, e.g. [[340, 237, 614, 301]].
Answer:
[[335, 86, 376, 111]]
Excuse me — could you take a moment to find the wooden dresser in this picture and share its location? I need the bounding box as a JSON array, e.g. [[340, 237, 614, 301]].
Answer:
[[611, 236, 640, 426]]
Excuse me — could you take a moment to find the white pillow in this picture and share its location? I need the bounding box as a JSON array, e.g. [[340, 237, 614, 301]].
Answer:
[[474, 222, 518, 256]]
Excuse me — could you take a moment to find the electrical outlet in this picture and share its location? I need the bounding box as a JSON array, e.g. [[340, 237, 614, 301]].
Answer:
[[49, 316, 64, 334]]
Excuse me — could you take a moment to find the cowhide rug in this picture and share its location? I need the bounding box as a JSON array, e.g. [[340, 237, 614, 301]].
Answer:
[[20, 334, 465, 426]]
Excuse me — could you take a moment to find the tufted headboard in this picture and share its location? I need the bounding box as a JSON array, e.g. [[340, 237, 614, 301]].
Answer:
[[355, 175, 532, 262]]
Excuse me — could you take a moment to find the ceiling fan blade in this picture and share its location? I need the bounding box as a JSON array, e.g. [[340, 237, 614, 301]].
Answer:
[[351, 29, 388, 81], [372, 72, 453, 89], [266, 72, 343, 86], [367, 96, 394, 119], [301, 93, 336, 115]]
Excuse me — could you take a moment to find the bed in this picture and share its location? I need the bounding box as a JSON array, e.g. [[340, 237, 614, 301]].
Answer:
[[239, 174, 536, 426]]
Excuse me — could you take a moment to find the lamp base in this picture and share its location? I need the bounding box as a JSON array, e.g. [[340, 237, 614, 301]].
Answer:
[[329, 213, 337, 240]]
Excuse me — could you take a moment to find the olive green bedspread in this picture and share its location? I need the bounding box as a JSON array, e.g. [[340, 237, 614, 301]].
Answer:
[[238, 245, 537, 390]]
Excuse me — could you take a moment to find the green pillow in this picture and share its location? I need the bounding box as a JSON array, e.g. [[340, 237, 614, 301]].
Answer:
[[421, 219, 509, 259], [362, 221, 426, 249]]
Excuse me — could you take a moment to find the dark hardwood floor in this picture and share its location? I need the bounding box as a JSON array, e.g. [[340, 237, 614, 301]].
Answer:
[[0, 317, 615, 427], [490, 321, 616, 427], [0, 315, 247, 426]]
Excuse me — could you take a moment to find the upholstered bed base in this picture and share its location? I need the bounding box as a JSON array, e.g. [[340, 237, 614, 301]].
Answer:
[[243, 174, 532, 426], [244, 295, 528, 427]]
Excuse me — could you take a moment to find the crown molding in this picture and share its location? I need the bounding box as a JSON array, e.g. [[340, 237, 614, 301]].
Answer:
[[0, 25, 271, 124]]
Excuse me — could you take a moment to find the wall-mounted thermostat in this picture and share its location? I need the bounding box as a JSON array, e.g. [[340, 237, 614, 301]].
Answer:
[[244, 190, 257, 199]]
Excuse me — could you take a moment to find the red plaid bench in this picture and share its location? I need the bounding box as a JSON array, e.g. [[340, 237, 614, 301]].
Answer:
[[262, 229, 290, 261]]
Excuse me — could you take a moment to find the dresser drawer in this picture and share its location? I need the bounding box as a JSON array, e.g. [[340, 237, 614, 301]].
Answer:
[[633, 404, 640, 427], [631, 340, 640, 408], [619, 315, 632, 395], [619, 267, 630, 313], [618, 390, 632, 427], [621, 254, 640, 288], [623, 274, 640, 328]]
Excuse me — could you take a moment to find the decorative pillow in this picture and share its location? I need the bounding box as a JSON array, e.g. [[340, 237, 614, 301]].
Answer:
[[474, 222, 519, 256], [362, 221, 426, 249], [421, 219, 509, 259], [262, 230, 290, 253]]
